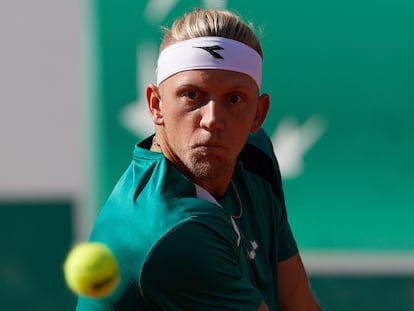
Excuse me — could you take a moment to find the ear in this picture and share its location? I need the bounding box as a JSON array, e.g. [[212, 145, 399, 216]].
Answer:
[[250, 93, 270, 133], [146, 83, 164, 125]]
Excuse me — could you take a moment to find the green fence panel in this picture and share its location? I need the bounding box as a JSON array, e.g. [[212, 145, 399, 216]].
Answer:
[[0, 201, 76, 311]]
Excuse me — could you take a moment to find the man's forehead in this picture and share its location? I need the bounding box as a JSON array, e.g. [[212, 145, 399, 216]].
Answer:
[[163, 69, 258, 91]]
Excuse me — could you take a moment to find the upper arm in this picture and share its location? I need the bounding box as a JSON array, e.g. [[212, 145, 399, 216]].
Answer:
[[277, 254, 322, 311], [141, 220, 266, 310]]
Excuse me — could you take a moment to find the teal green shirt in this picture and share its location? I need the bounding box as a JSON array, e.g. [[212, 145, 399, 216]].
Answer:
[[76, 129, 298, 310]]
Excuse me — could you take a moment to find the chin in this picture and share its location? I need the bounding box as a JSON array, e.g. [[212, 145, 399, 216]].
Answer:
[[188, 157, 231, 180]]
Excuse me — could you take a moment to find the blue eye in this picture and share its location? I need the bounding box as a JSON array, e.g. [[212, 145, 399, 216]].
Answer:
[[185, 90, 198, 100]]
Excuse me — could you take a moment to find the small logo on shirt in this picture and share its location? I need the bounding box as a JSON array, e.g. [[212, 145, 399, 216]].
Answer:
[[247, 240, 259, 260]]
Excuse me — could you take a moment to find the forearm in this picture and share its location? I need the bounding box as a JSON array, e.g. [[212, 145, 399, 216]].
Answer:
[[257, 301, 270, 311], [278, 290, 322, 311], [278, 254, 323, 310]]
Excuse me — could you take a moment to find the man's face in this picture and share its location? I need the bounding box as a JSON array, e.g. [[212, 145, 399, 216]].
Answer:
[[148, 69, 269, 192]]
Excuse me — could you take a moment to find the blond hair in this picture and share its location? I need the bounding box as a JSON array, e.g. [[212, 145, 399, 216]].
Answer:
[[160, 8, 263, 58]]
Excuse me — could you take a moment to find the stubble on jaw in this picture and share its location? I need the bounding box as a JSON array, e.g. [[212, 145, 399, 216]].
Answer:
[[179, 151, 234, 181]]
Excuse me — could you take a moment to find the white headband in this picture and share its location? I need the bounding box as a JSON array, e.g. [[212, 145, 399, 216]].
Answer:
[[156, 36, 262, 88]]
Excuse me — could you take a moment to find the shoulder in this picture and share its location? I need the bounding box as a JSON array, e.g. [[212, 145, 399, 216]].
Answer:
[[242, 129, 280, 174], [239, 129, 283, 198], [246, 128, 275, 156]]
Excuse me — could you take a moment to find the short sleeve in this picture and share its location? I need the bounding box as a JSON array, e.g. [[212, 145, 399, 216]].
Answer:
[[140, 217, 265, 310]]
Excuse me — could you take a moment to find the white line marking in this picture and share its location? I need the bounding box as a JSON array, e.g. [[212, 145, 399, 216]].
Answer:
[[301, 250, 414, 275]]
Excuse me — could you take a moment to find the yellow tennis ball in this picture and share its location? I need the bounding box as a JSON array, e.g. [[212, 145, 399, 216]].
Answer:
[[63, 242, 120, 298]]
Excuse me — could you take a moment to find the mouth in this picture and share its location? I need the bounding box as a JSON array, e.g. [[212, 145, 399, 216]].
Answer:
[[193, 142, 226, 152]]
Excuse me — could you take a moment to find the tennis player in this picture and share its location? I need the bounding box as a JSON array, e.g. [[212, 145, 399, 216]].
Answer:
[[76, 7, 322, 310]]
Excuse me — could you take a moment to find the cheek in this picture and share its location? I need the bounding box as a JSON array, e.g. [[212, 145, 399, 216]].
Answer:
[[164, 112, 196, 141], [168, 107, 200, 128]]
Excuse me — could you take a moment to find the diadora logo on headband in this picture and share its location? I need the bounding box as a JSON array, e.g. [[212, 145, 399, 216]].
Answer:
[[193, 45, 224, 59]]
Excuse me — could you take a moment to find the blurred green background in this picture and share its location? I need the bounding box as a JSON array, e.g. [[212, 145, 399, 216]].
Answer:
[[1, 0, 413, 310]]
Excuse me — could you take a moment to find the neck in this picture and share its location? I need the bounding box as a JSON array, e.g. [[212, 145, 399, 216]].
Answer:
[[150, 135, 162, 153]]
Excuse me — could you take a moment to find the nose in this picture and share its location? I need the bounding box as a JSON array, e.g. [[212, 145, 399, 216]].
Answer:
[[199, 99, 225, 132]]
